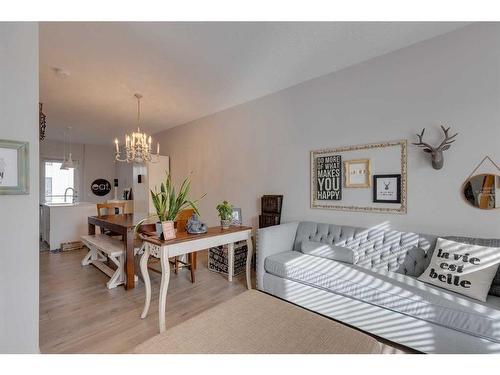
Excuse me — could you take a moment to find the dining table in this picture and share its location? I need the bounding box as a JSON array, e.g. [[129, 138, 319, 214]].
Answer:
[[88, 213, 145, 289]]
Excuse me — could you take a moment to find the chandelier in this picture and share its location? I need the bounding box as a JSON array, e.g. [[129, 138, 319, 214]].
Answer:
[[114, 93, 160, 163], [61, 126, 75, 170]]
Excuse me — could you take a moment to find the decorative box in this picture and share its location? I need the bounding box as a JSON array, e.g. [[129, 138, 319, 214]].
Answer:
[[208, 241, 248, 277], [259, 194, 283, 228]]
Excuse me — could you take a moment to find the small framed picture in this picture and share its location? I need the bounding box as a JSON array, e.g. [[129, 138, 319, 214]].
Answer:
[[373, 174, 401, 203], [344, 159, 371, 188], [0, 139, 29, 195], [231, 207, 242, 225]]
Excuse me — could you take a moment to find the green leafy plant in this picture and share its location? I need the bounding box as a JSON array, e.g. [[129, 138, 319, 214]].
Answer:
[[216, 200, 233, 221], [137, 173, 206, 230]]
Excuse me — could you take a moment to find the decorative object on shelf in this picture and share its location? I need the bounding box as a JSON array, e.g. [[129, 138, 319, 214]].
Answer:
[[259, 195, 283, 228], [186, 214, 208, 234], [311, 140, 407, 214], [373, 174, 401, 203], [114, 93, 160, 164], [231, 207, 242, 225], [122, 188, 132, 200], [0, 139, 29, 195], [412, 125, 458, 170], [91, 179, 112, 197], [462, 156, 500, 210], [39, 103, 47, 142], [315, 154, 341, 200], [216, 200, 233, 229], [136, 173, 205, 240], [60, 126, 75, 170], [344, 158, 371, 188], [208, 241, 248, 277]]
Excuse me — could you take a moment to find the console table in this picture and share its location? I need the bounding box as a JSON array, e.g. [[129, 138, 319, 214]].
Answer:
[[139, 226, 253, 332]]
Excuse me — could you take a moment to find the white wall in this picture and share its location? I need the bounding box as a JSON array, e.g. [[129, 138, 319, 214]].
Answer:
[[0, 23, 39, 353], [156, 23, 500, 238], [82, 144, 117, 203], [116, 160, 133, 199], [39, 140, 117, 203]]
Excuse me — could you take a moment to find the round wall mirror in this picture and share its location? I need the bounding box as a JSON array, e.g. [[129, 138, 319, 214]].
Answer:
[[462, 173, 500, 209]]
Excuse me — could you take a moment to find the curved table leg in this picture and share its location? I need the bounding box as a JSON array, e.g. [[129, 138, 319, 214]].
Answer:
[[159, 248, 171, 333], [246, 232, 253, 289], [140, 244, 151, 319]]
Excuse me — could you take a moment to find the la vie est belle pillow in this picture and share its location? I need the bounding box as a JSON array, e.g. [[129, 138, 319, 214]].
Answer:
[[418, 238, 500, 302]]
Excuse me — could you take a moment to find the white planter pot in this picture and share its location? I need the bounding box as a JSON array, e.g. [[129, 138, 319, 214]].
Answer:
[[220, 219, 231, 230]]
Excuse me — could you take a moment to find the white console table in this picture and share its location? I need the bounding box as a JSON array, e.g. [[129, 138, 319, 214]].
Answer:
[[139, 226, 253, 332]]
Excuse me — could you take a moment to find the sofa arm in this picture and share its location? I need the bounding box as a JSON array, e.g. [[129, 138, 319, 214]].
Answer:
[[256, 221, 299, 290]]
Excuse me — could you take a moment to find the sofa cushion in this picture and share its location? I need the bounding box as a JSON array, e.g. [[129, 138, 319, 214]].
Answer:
[[418, 238, 500, 302], [445, 236, 500, 297], [395, 246, 430, 277], [264, 251, 500, 343], [301, 240, 356, 264], [293, 222, 437, 274]]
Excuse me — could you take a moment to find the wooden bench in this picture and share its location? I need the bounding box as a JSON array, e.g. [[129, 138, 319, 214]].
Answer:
[[81, 234, 127, 289]]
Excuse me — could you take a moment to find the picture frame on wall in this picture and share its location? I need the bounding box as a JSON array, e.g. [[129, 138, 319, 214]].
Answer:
[[344, 158, 371, 188], [314, 154, 342, 201], [310, 139, 407, 214], [231, 207, 242, 225], [0, 139, 29, 195], [373, 174, 401, 203]]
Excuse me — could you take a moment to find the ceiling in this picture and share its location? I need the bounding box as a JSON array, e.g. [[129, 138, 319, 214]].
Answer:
[[40, 22, 469, 145]]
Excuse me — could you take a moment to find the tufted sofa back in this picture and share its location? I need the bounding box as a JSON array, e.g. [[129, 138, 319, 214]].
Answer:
[[294, 222, 438, 277]]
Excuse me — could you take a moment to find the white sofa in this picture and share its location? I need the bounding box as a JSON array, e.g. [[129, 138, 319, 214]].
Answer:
[[256, 221, 500, 354]]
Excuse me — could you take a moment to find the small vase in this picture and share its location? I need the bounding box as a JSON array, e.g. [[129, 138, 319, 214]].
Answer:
[[161, 220, 176, 240], [221, 219, 231, 230]]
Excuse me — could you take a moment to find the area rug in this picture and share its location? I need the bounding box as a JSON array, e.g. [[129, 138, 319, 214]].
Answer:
[[132, 290, 381, 354]]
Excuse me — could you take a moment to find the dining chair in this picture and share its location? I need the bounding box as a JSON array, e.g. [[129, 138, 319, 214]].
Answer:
[[96, 202, 126, 236], [137, 209, 197, 283], [172, 209, 196, 281], [97, 202, 126, 216]]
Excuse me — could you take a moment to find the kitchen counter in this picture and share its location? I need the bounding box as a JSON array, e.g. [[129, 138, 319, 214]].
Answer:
[[41, 202, 98, 251]]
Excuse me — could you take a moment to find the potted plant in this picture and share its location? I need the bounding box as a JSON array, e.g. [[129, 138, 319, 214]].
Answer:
[[216, 200, 233, 230], [139, 173, 205, 240]]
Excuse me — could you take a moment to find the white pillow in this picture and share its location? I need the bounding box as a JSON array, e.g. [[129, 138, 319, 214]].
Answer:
[[418, 238, 500, 301]]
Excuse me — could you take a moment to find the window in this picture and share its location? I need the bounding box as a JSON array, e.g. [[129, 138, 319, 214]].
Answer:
[[44, 161, 75, 203]]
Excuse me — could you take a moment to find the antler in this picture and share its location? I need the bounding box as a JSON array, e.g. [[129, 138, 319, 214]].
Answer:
[[412, 128, 434, 150], [437, 125, 458, 150]]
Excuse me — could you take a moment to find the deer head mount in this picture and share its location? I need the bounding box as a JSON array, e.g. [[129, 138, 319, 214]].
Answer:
[[413, 125, 458, 170]]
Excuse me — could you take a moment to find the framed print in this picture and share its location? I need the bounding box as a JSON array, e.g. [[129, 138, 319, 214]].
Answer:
[[231, 207, 242, 225], [344, 159, 371, 188], [315, 154, 342, 201], [373, 174, 401, 203], [311, 139, 407, 214], [0, 139, 29, 195]]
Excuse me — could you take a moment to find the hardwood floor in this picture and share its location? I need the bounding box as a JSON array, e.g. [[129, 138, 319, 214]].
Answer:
[[39, 248, 408, 354], [39, 248, 249, 353]]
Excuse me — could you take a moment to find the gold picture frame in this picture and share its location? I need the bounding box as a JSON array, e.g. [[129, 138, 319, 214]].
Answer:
[[344, 159, 371, 188], [310, 139, 407, 214]]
